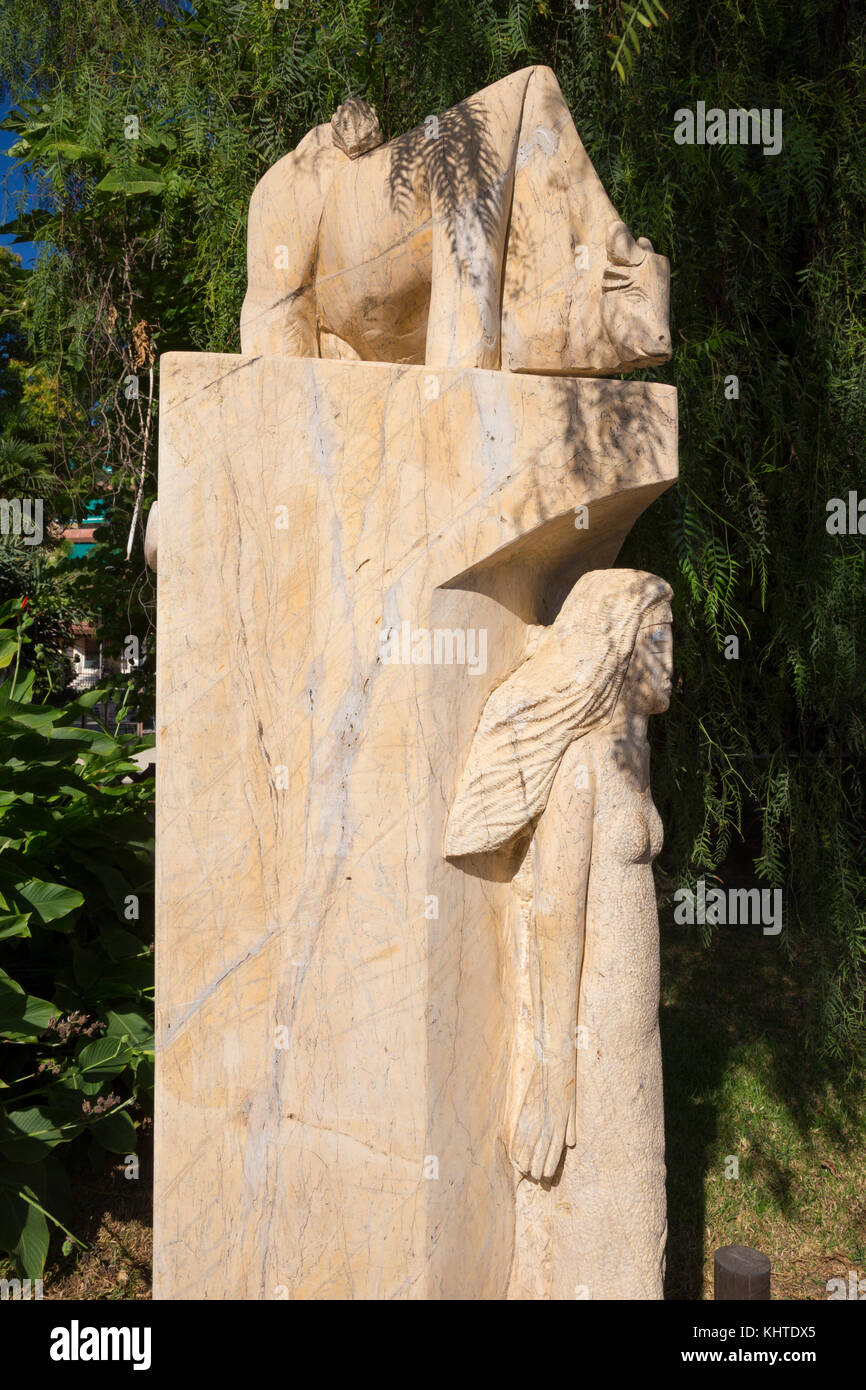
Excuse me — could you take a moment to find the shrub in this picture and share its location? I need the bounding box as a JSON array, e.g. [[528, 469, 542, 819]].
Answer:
[[0, 601, 154, 1278]]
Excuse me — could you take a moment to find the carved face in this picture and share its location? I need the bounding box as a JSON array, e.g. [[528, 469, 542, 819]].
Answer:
[[624, 619, 673, 716], [601, 221, 672, 370]]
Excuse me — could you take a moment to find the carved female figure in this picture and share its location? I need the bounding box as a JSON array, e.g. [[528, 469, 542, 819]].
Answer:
[[444, 568, 673, 1299]]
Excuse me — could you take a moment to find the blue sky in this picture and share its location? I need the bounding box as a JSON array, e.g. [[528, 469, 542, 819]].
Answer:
[[0, 0, 198, 271], [0, 94, 40, 267]]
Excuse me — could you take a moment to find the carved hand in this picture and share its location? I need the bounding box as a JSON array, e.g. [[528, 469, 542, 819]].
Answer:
[[509, 1057, 576, 1181]]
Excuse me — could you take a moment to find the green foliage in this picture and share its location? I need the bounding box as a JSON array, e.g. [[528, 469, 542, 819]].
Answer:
[[0, 606, 153, 1278], [0, 541, 83, 699], [0, 0, 863, 1082], [606, 0, 670, 82]]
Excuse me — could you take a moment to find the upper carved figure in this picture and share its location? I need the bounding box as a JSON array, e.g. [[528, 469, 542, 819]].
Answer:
[[240, 65, 672, 374]]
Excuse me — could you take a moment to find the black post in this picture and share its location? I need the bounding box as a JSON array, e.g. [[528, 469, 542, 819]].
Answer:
[[714, 1246, 771, 1300]]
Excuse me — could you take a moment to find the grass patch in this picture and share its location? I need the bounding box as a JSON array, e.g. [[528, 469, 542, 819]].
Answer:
[[662, 896, 866, 1299], [0, 1124, 152, 1300]]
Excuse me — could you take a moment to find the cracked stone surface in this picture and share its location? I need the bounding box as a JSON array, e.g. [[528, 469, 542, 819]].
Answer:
[[153, 353, 676, 1299], [239, 65, 671, 377]]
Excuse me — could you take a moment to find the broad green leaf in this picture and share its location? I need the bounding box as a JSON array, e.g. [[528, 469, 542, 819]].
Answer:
[[62, 686, 109, 713], [99, 925, 145, 961], [50, 725, 118, 754], [0, 666, 34, 706], [133, 1056, 154, 1110], [0, 911, 31, 941], [15, 878, 83, 925], [95, 166, 166, 195], [106, 1008, 153, 1045], [0, 971, 56, 1039], [53, 1064, 104, 1097], [45, 140, 100, 160], [18, 1182, 83, 1250], [90, 1107, 136, 1154], [68, 855, 135, 909], [90, 955, 153, 997], [0, 1106, 72, 1161], [77, 1036, 136, 1078], [13, 1198, 50, 1277]]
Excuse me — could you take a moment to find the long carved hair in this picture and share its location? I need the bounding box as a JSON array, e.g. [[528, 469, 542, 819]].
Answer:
[[444, 569, 672, 856]]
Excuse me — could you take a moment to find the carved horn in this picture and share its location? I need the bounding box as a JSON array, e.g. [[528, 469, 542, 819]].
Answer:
[[606, 220, 646, 266]]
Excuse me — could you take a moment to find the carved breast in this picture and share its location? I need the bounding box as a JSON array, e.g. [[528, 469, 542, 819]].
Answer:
[[603, 791, 664, 866]]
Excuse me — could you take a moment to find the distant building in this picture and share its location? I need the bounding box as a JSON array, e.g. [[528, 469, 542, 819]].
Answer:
[[62, 500, 104, 686], [62, 495, 105, 558], [62, 523, 98, 559], [66, 621, 103, 691]]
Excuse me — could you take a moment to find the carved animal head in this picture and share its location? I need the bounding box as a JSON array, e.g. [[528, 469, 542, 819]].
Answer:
[[601, 221, 671, 370]]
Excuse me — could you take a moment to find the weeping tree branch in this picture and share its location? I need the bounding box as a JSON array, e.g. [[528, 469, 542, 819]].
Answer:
[[125, 361, 154, 562]]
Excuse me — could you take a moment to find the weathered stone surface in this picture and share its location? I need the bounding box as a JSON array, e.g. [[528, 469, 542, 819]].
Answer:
[[153, 354, 676, 1299], [446, 569, 672, 1299], [330, 97, 384, 159], [143, 502, 158, 573], [240, 65, 671, 375]]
